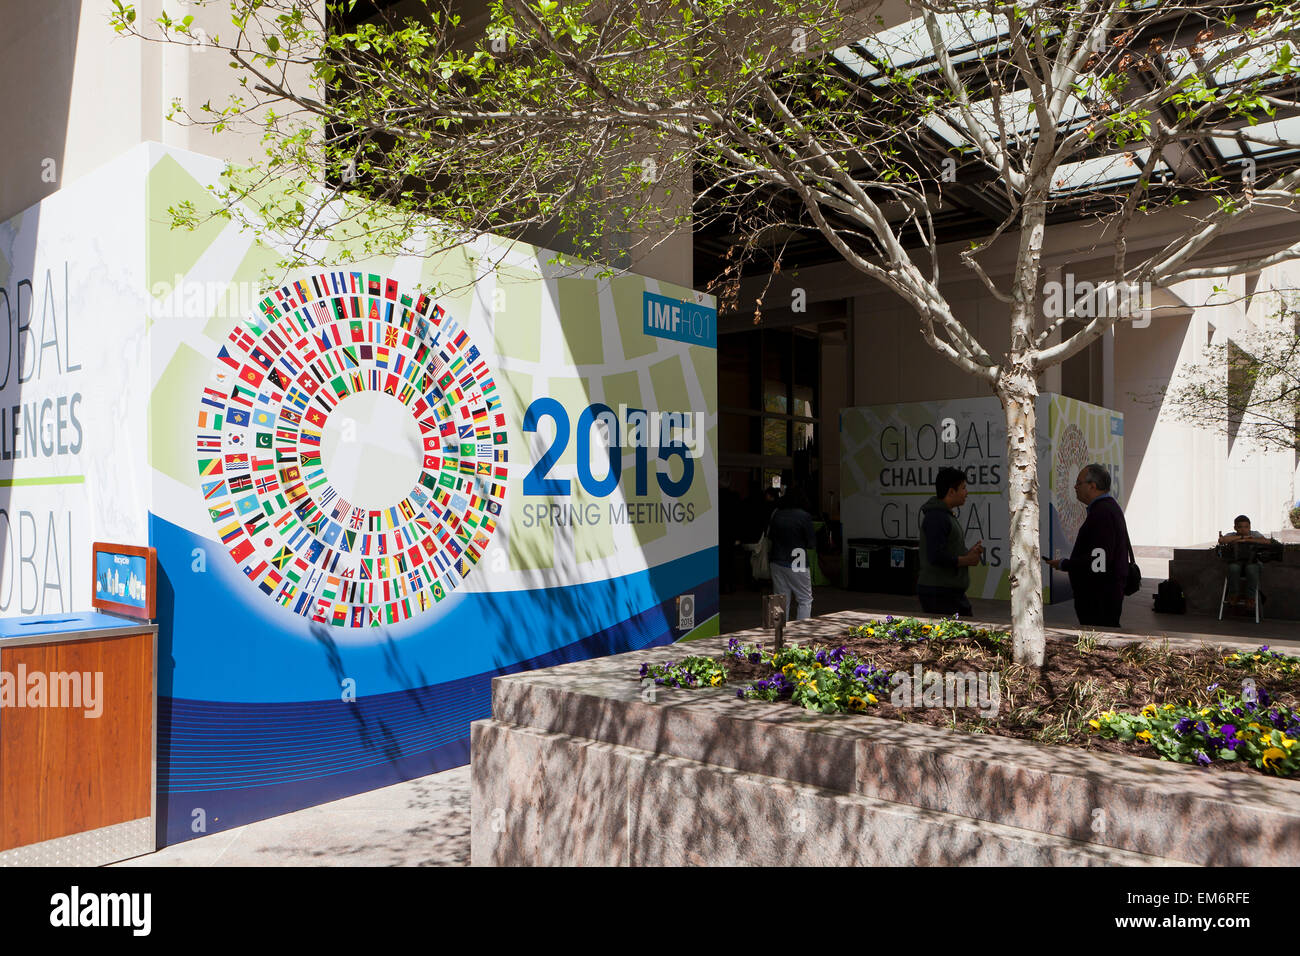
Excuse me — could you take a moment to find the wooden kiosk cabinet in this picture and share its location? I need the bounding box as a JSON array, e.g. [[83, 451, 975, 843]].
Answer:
[[0, 544, 158, 866]]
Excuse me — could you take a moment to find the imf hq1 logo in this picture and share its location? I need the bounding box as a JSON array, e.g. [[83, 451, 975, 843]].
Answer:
[[194, 271, 507, 628]]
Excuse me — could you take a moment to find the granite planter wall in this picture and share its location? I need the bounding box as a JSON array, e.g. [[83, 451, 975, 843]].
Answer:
[[470, 613, 1300, 866]]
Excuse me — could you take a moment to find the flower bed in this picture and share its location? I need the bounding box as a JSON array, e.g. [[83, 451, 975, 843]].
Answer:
[[634, 620, 1300, 779]]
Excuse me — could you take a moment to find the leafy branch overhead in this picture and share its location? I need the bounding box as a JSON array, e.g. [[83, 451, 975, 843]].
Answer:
[[109, 0, 1300, 667], [112, 0, 1300, 374]]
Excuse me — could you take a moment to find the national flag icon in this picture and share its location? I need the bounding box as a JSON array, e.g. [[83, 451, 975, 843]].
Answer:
[[230, 384, 257, 409], [197, 434, 222, 452], [201, 478, 228, 500], [225, 453, 250, 472], [268, 367, 290, 391], [229, 473, 254, 493], [305, 407, 327, 429], [216, 346, 241, 370], [253, 409, 274, 429], [228, 537, 255, 564], [249, 346, 274, 370], [255, 474, 279, 495], [230, 326, 256, 353], [227, 432, 246, 447], [198, 458, 223, 477], [209, 504, 235, 523], [255, 432, 273, 449], [493, 431, 507, 444], [196, 410, 224, 430], [235, 495, 261, 517], [240, 365, 265, 388], [227, 407, 251, 428], [476, 461, 492, 475]]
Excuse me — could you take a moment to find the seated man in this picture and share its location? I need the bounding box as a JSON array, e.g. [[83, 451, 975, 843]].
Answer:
[[1218, 515, 1267, 608]]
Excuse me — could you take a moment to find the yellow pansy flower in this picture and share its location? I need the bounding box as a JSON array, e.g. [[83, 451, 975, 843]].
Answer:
[[806, 681, 818, 694], [1163, 704, 1175, 711], [710, 674, 722, 686], [1142, 704, 1158, 717], [1136, 730, 1152, 741], [1263, 747, 1287, 770], [867, 693, 878, 704], [1088, 720, 1101, 730]]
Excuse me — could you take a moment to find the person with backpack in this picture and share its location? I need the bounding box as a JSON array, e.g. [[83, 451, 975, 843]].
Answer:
[[768, 486, 817, 620]]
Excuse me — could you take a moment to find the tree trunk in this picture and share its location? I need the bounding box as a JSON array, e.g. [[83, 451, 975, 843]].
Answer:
[[999, 367, 1045, 668]]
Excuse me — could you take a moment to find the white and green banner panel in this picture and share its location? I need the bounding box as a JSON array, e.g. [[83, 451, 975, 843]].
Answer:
[[840, 394, 1122, 602], [1, 143, 718, 845]]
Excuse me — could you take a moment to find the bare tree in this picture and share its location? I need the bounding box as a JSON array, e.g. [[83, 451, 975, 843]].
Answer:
[[1164, 297, 1300, 452], [113, 0, 1300, 665]]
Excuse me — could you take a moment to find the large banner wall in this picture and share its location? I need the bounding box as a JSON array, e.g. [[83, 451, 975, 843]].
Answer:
[[0, 149, 151, 619], [2, 143, 718, 846], [840, 394, 1122, 602]]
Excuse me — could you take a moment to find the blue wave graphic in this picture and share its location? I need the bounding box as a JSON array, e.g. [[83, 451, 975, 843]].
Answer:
[[151, 513, 716, 701], [149, 513, 718, 845]]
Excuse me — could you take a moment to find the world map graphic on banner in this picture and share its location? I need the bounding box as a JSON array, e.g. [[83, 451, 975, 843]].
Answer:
[[194, 270, 508, 628], [1053, 423, 1090, 543]]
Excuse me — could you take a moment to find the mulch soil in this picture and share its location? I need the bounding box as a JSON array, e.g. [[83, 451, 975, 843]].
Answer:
[[677, 631, 1300, 778]]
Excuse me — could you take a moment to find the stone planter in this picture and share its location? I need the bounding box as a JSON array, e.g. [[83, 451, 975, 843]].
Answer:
[[471, 616, 1300, 866]]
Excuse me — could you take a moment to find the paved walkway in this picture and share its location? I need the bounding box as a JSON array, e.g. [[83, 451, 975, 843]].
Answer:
[[119, 584, 1292, 867], [114, 766, 470, 867]]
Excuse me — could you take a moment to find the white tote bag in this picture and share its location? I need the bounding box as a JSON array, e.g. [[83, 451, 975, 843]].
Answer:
[[750, 528, 772, 581]]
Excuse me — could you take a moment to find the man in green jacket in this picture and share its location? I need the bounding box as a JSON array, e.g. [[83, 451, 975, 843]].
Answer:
[[917, 466, 984, 616]]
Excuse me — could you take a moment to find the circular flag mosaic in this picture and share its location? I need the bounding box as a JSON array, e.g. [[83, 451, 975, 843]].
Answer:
[[194, 271, 508, 628]]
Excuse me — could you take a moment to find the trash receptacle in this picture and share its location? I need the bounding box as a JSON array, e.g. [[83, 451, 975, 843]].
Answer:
[[847, 537, 919, 594]]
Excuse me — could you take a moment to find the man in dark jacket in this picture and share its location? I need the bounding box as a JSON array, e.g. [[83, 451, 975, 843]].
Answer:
[[1045, 463, 1131, 627], [917, 467, 984, 616]]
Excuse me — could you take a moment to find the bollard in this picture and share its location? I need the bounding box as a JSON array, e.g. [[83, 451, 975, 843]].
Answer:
[[763, 593, 787, 652]]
